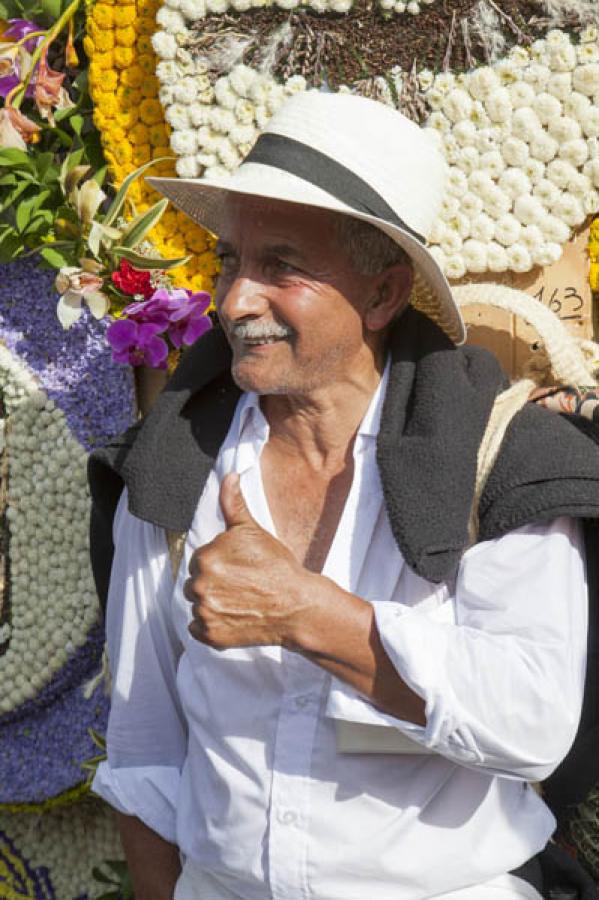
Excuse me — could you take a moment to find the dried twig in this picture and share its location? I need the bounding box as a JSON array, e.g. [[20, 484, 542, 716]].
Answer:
[[443, 9, 457, 72]]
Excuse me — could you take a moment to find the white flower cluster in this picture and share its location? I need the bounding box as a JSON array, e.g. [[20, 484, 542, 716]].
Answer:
[[424, 28, 599, 278], [159, 0, 434, 16], [0, 345, 100, 715], [0, 799, 122, 899]]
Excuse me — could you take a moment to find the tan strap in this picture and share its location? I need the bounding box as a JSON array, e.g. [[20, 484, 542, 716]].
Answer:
[[166, 529, 187, 580]]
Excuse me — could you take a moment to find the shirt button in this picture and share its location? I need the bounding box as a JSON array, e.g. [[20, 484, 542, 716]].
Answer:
[[277, 808, 298, 826]]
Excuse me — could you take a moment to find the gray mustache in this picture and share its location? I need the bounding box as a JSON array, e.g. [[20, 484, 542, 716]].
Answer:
[[231, 322, 294, 340]]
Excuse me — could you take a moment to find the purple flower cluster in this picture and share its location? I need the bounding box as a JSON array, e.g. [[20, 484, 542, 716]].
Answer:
[[0, 828, 54, 899], [0, 259, 136, 451], [0, 19, 44, 99], [107, 288, 212, 369]]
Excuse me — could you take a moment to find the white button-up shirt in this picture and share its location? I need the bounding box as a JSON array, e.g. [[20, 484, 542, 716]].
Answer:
[[93, 369, 588, 900]]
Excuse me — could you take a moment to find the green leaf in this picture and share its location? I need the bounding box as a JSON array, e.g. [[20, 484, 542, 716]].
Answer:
[[39, 245, 74, 270], [34, 152, 56, 184], [120, 198, 168, 249], [15, 190, 51, 233], [91, 866, 118, 885], [0, 0, 23, 17], [112, 246, 190, 270], [0, 174, 18, 187], [93, 165, 108, 188], [0, 148, 32, 169], [0, 181, 30, 215], [40, 0, 62, 17], [0, 231, 24, 263], [103, 157, 173, 227]]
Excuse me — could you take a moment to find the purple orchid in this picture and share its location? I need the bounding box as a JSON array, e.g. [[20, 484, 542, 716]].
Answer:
[[106, 318, 169, 369], [0, 18, 43, 98], [122, 288, 185, 328], [167, 290, 212, 348]]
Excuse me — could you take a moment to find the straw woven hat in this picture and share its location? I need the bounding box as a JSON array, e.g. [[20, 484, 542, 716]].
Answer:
[[148, 90, 466, 345]]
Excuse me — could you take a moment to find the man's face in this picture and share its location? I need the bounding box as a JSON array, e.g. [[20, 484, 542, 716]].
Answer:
[[214, 197, 383, 395]]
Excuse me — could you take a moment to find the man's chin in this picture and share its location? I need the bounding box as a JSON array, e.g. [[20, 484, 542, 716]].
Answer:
[[230, 361, 297, 395]]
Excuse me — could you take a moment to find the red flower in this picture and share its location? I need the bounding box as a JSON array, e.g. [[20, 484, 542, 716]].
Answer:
[[111, 260, 154, 298]]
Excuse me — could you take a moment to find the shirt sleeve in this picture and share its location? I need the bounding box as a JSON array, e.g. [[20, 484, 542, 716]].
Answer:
[[351, 517, 587, 781], [91, 490, 187, 844]]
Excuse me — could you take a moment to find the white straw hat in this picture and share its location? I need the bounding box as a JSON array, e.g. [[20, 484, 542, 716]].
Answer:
[[147, 90, 466, 345]]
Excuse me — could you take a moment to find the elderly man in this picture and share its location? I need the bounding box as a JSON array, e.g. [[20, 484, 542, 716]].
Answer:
[[90, 92, 599, 900]]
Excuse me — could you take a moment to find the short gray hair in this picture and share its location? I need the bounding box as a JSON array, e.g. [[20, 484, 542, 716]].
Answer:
[[333, 215, 413, 277]]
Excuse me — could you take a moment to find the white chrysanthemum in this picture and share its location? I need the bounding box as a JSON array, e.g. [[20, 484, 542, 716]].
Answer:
[[165, 103, 191, 130], [589, 138, 599, 159], [509, 45, 530, 68], [484, 87, 512, 123], [564, 91, 591, 119], [446, 167, 468, 197], [248, 80, 271, 105], [429, 219, 448, 244], [531, 92, 561, 124], [583, 158, 599, 187], [469, 100, 490, 129], [308, 0, 329, 11], [196, 151, 218, 169], [460, 191, 484, 217], [442, 134, 460, 165], [581, 108, 599, 138], [583, 188, 599, 214], [266, 84, 286, 114], [214, 77, 239, 110], [204, 165, 230, 179], [428, 245, 446, 269], [234, 98, 256, 125], [440, 229, 463, 255], [456, 146, 480, 174], [473, 127, 496, 154], [278, 0, 301, 8], [498, 167, 531, 200], [215, 136, 242, 169], [513, 195, 545, 226], [189, 102, 211, 127], [179, 0, 207, 15], [156, 60, 183, 84], [419, 69, 434, 91], [152, 30, 178, 59], [508, 81, 535, 108], [156, 7, 187, 33], [206, 0, 228, 11], [547, 42, 577, 73], [494, 213, 521, 245], [559, 138, 589, 167], [198, 124, 221, 152], [572, 63, 599, 96], [522, 157, 545, 184], [442, 89, 472, 123], [506, 242, 532, 272], [209, 106, 237, 133], [540, 213, 570, 243], [173, 78, 199, 105], [480, 150, 505, 179], [501, 136, 529, 167], [524, 63, 550, 89], [158, 85, 176, 106], [195, 75, 211, 93], [462, 239, 487, 272], [483, 186, 511, 219], [577, 44, 599, 65], [547, 72, 572, 101], [567, 172, 592, 196], [427, 111, 450, 133], [552, 192, 585, 226], [170, 128, 198, 155], [486, 241, 509, 272], [530, 39, 548, 64], [284, 75, 307, 94], [470, 213, 495, 242], [444, 254, 466, 280], [548, 115, 581, 143], [533, 242, 562, 266], [230, 123, 258, 147], [425, 91, 445, 115], [439, 194, 460, 221], [468, 170, 494, 198], [255, 105, 270, 129], [434, 72, 455, 94], [231, 0, 253, 9], [533, 178, 560, 207], [520, 224, 544, 252], [330, 0, 353, 11], [581, 25, 598, 43], [546, 158, 579, 188], [529, 132, 559, 164], [447, 212, 471, 239], [229, 65, 258, 98], [510, 107, 541, 143], [175, 155, 200, 177], [546, 29, 568, 48], [407, 1, 420, 13]]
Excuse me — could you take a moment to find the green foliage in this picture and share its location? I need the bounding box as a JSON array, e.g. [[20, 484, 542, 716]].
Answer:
[[92, 859, 135, 900]]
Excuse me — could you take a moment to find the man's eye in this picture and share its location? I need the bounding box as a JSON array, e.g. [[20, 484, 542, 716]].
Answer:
[[269, 258, 297, 274]]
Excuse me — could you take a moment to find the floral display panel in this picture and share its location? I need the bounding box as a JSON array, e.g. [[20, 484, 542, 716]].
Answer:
[[149, 0, 599, 278]]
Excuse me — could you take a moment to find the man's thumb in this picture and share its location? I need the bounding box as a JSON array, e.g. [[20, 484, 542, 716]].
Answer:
[[220, 473, 254, 528]]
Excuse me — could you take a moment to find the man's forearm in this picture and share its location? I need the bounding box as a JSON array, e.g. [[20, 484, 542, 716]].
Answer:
[[116, 812, 182, 900], [288, 574, 426, 727]]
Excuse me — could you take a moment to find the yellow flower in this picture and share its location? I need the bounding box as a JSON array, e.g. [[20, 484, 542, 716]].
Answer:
[[141, 75, 160, 98], [116, 109, 139, 128], [114, 46, 135, 68], [136, 34, 154, 55], [107, 125, 127, 144], [116, 26, 136, 47], [114, 5, 137, 26], [138, 53, 155, 75], [97, 94, 119, 118], [121, 65, 144, 88], [130, 122, 150, 144], [139, 98, 164, 125], [160, 210, 178, 235], [94, 31, 115, 52], [98, 70, 118, 92], [149, 125, 169, 147], [116, 86, 142, 107], [91, 4, 114, 28], [132, 143, 152, 165], [95, 51, 114, 70], [82, 35, 95, 58], [113, 143, 133, 166]]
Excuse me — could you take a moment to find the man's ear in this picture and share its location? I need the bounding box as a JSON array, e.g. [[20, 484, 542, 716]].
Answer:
[[363, 263, 414, 332]]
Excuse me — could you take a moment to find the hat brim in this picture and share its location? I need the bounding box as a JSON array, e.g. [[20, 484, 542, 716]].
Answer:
[[146, 164, 466, 345]]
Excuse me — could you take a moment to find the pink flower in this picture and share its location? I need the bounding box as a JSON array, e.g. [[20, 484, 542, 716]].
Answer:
[[0, 105, 39, 148], [106, 319, 169, 369], [167, 291, 212, 348], [55, 266, 110, 329]]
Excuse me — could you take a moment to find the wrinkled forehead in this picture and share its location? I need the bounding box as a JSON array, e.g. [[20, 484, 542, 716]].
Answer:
[[218, 193, 340, 245]]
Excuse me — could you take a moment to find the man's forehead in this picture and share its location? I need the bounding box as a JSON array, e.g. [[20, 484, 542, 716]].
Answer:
[[219, 194, 337, 241]]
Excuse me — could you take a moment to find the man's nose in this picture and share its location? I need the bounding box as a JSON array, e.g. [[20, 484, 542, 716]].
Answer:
[[219, 276, 270, 322]]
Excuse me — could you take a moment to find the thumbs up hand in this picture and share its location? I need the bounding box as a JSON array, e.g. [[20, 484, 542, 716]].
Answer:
[[184, 473, 313, 649]]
